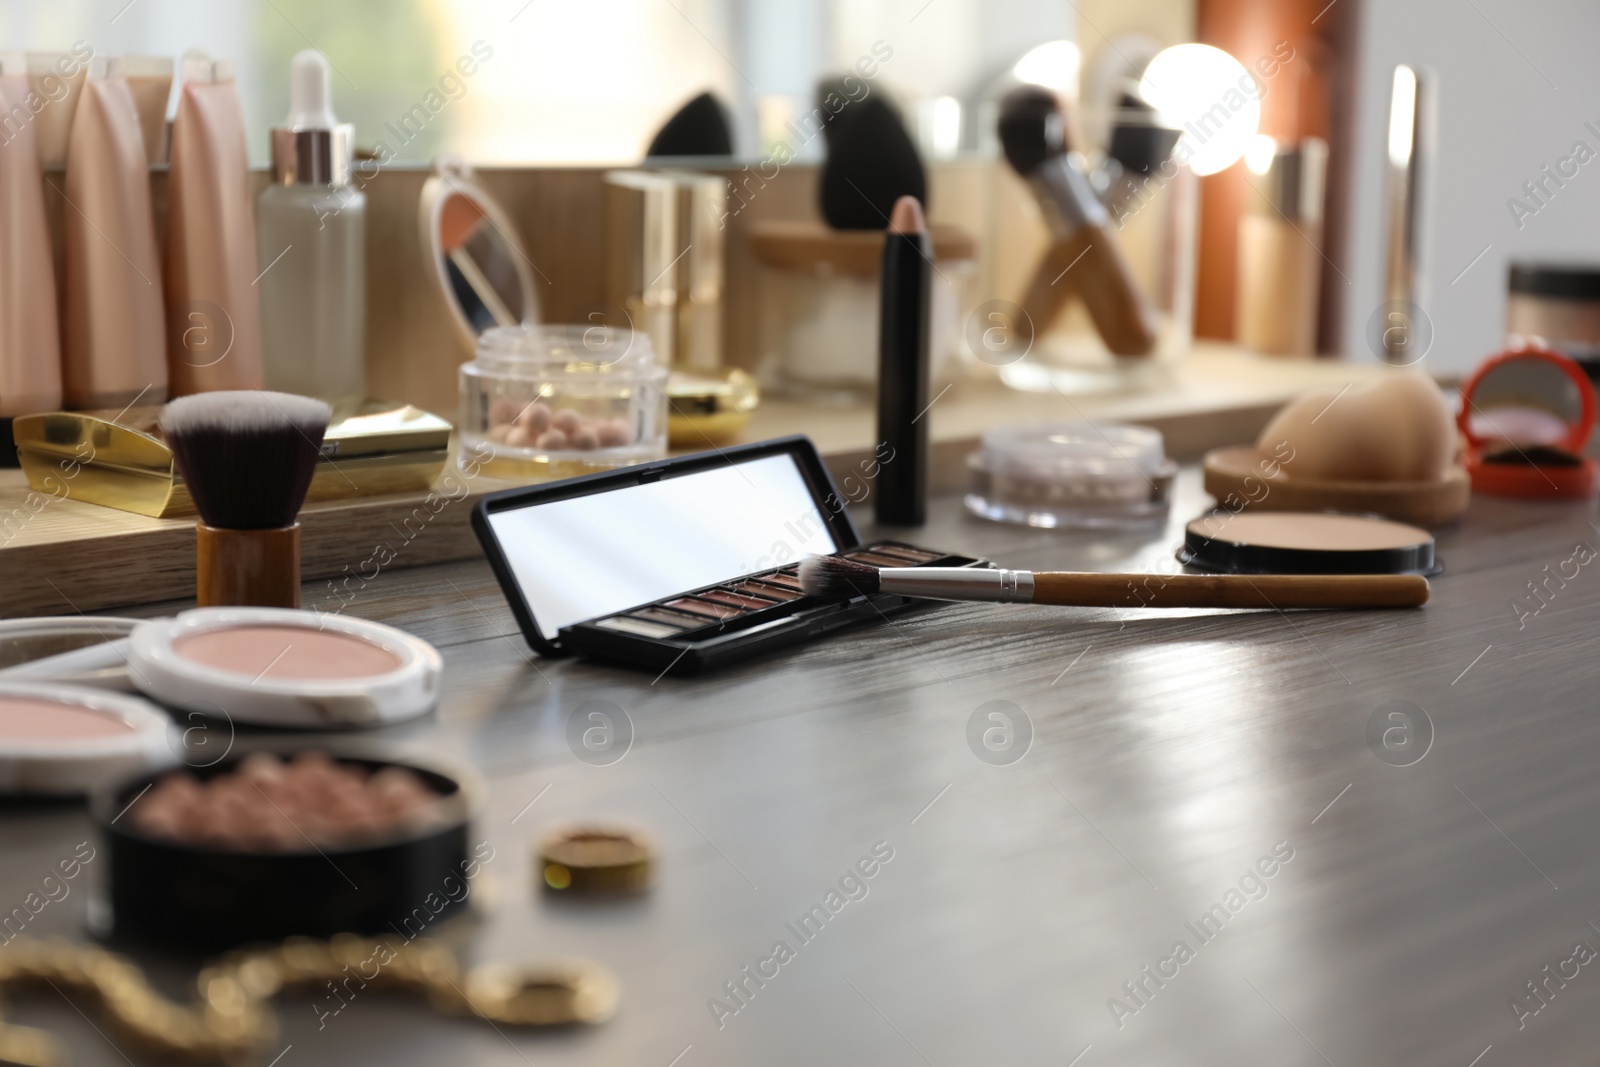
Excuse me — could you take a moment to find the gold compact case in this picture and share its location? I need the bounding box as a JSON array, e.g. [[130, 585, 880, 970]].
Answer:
[[666, 368, 758, 447], [13, 398, 452, 518]]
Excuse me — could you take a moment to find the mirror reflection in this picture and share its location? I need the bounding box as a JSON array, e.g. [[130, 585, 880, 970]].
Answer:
[[440, 192, 526, 333], [1467, 357, 1583, 445]]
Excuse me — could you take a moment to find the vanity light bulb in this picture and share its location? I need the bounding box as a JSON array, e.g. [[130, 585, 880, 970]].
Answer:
[[1012, 40, 1081, 93], [1139, 43, 1261, 177], [1244, 133, 1277, 175]]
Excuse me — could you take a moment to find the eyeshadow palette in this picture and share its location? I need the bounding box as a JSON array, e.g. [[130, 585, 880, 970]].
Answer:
[[473, 436, 987, 674]]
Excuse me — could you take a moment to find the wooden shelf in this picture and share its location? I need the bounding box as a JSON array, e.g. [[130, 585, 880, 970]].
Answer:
[[0, 345, 1411, 617]]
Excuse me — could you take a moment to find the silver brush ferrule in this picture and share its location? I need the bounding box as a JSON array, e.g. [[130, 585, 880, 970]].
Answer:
[[1030, 154, 1109, 233], [877, 567, 1034, 602]]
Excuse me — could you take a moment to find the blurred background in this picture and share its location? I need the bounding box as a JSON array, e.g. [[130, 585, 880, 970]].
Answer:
[[4, 0, 1599, 374]]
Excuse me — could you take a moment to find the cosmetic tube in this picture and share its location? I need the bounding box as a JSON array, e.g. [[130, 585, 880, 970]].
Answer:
[[61, 59, 167, 410], [24, 46, 92, 169], [0, 54, 63, 424], [117, 55, 173, 165], [165, 56, 264, 396]]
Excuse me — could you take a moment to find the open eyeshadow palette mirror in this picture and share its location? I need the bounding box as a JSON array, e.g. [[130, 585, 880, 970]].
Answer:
[[473, 435, 987, 673]]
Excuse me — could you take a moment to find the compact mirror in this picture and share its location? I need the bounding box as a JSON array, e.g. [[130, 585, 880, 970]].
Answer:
[[420, 158, 540, 353], [1464, 354, 1584, 445], [1457, 345, 1597, 498]]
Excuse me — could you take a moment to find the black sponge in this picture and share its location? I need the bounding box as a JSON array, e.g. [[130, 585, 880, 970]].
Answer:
[[820, 96, 926, 230], [815, 76, 862, 152], [646, 92, 734, 157]]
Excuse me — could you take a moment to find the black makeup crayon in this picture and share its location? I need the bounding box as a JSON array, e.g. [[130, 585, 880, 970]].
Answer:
[[875, 195, 931, 526]]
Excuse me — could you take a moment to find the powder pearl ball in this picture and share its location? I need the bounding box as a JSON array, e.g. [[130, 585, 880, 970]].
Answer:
[[552, 408, 582, 435], [257, 820, 302, 851], [371, 768, 432, 811], [536, 429, 569, 451], [598, 419, 632, 447], [237, 752, 286, 784], [517, 401, 552, 434], [489, 399, 519, 427], [504, 424, 534, 448], [135, 807, 183, 841], [571, 427, 600, 451], [488, 424, 512, 444]]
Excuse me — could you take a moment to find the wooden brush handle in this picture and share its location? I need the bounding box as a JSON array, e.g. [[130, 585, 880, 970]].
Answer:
[[197, 522, 302, 608], [1032, 572, 1429, 609], [1020, 227, 1160, 357]]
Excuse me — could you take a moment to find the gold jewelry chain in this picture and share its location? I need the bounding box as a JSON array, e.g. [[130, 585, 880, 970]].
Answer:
[[0, 934, 617, 1066]]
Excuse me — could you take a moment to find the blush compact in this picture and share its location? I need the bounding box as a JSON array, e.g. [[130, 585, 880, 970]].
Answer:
[[473, 435, 987, 673], [1458, 344, 1599, 498], [128, 608, 443, 728], [0, 682, 172, 795]]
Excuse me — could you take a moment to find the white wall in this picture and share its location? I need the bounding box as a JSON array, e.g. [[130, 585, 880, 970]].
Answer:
[[1344, 0, 1600, 371]]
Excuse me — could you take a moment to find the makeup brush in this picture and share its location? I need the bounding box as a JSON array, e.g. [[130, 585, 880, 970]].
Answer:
[[998, 86, 1158, 357], [798, 556, 1429, 609], [160, 390, 330, 608]]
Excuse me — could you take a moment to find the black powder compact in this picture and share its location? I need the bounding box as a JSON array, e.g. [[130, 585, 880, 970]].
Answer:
[[1179, 511, 1440, 576], [473, 436, 986, 674]]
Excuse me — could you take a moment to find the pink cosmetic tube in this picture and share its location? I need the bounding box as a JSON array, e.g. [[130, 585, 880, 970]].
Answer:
[[164, 56, 263, 397], [61, 59, 167, 410], [0, 53, 63, 419]]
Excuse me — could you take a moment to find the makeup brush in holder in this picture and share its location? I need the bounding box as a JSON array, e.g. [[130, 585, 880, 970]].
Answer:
[[998, 86, 1158, 357], [799, 556, 1429, 610], [160, 391, 331, 608]]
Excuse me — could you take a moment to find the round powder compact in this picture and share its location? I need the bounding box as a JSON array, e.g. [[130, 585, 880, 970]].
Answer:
[[1180, 511, 1439, 576], [128, 608, 442, 729], [0, 616, 144, 690], [0, 682, 172, 795]]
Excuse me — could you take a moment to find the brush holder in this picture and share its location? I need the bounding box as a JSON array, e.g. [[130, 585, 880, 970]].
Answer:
[[1001, 159, 1198, 395], [196, 523, 301, 608]]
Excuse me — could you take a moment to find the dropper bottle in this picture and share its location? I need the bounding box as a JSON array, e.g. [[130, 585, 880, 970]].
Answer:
[[258, 49, 366, 400]]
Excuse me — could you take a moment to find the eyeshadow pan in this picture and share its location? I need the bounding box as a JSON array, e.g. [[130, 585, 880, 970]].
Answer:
[[756, 572, 803, 591], [845, 551, 916, 567], [698, 589, 778, 610], [628, 607, 705, 630], [734, 581, 801, 601], [867, 544, 941, 563], [666, 598, 742, 620], [595, 617, 682, 639]]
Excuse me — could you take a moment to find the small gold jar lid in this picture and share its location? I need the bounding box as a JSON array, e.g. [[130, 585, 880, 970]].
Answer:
[[537, 825, 654, 895], [465, 960, 620, 1025]]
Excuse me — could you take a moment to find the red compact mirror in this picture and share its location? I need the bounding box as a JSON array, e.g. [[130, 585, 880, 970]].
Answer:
[[1457, 345, 1597, 498]]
